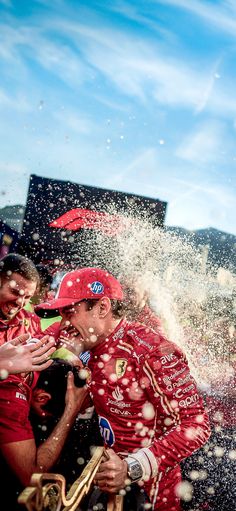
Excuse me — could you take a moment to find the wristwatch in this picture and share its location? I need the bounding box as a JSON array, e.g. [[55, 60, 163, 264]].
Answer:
[[126, 459, 143, 482]]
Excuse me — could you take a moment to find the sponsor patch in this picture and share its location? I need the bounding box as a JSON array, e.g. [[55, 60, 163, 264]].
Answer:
[[108, 387, 131, 409], [115, 359, 128, 378], [179, 393, 199, 408], [163, 366, 186, 385], [110, 407, 131, 416], [108, 398, 131, 409], [127, 330, 153, 350], [166, 373, 193, 391], [174, 384, 195, 399], [112, 327, 125, 342], [133, 351, 143, 363], [160, 353, 179, 368], [112, 386, 124, 401], [90, 281, 104, 294], [99, 416, 115, 446]]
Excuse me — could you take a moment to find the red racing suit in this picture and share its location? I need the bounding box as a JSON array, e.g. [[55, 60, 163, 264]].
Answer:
[[0, 308, 42, 345], [88, 319, 210, 511], [0, 309, 43, 415], [0, 373, 37, 511]]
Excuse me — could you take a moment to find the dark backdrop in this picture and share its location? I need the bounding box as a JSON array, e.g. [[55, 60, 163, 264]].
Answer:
[[19, 174, 167, 274]]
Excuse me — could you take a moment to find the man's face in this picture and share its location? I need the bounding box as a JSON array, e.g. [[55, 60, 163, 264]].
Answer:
[[59, 300, 100, 351], [0, 272, 37, 320]]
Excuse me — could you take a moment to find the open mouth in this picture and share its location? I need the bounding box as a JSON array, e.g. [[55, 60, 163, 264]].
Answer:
[[2, 304, 20, 318]]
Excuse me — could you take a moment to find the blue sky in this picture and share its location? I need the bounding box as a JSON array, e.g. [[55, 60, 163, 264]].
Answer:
[[0, 0, 236, 234]]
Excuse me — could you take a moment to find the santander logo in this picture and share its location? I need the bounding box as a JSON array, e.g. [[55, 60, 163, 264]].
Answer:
[[112, 386, 124, 401]]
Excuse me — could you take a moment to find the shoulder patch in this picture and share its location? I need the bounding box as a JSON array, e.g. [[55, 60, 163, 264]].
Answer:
[[127, 329, 154, 351]]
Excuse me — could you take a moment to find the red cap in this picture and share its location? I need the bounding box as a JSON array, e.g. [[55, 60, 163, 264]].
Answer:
[[35, 267, 124, 317]]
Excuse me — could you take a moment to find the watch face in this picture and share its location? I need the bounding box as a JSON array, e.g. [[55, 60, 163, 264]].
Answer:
[[128, 461, 143, 481]]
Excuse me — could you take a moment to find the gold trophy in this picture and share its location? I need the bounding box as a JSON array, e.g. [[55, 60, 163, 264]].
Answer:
[[18, 447, 124, 511]]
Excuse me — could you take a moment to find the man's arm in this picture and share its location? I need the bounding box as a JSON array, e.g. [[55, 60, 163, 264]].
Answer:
[[141, 343, 211, 474], [115, 341, 211, 485], [0, 373, 87, 486], [95, 340, 211, 492]]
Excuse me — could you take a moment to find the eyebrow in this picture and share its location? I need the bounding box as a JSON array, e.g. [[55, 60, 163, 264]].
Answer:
[[9, 285, 33, 298]]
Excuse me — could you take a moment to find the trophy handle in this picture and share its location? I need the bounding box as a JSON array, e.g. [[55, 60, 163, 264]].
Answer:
[[18, 446, 123, 511]]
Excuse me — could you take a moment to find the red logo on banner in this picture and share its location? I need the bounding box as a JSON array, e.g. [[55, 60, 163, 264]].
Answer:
[[49, 208, 133, 237]]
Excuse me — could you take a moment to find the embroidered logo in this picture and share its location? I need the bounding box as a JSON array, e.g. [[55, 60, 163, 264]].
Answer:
[[99, 416, 115, 446], [23, 318, 30, 329], [90, 281, 104, 294], [115, 359, 127, 378], [112, 327, 125, 342], [112, 386, 124, 401], [133, 351, 143, 363]]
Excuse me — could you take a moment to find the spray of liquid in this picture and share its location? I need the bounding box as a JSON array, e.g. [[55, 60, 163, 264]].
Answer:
[[75, 201, 235, 391]]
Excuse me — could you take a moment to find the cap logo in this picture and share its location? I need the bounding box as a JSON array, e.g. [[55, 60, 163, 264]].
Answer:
[[90, 281, 104, 294]]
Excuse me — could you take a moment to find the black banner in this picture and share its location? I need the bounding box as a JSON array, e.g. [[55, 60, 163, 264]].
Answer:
[[19, 174, 167, 273]]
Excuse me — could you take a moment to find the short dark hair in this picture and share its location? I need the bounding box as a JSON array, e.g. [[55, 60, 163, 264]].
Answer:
[[84, 298, 125, 319], [35, 264, 53, 287], [0, 253, 40, 284]]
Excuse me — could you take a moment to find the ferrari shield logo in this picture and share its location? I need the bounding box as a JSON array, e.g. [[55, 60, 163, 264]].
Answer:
[[115, 359, 128, 378], [23, 318, 30, 329]]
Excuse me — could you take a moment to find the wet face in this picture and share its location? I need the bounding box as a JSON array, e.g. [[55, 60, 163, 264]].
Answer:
[[0, 272, 37, 320], [59, 300, 101, 351]]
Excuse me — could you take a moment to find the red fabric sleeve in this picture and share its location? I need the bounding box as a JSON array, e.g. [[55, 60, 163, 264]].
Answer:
[[0, 381, 33, 444], [142, 342, 211, 473]]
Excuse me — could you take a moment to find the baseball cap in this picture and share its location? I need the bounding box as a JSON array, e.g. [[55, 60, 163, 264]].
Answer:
[[35, 267, 124, 318]]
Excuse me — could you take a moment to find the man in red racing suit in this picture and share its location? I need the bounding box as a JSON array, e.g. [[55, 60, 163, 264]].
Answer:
[[36, 267, 211, 511], [88, 319, 210, 510]]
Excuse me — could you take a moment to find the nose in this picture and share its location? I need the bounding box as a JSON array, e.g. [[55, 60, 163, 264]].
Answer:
[[16, 295, 26, 307]]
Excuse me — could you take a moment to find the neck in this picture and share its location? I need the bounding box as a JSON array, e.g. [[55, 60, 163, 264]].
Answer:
[[83, 317, 123, 351], [102, 317, 123, 340]]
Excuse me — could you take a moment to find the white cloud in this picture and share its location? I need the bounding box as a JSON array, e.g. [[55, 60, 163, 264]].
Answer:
[[104, 147, 160, 189], [0, 88, 31, 111], [166, 178, 236, 232], [0, 22, 89, 88], [0, 14, 194, 108], [53, 110, 94, 135], [176, 121, 229, 163], [1, 10, 236, 119], [0, 1, 235, 235], [0, 162, 27, 175], [51, 18, 236, 117], [157, 0, 236, 37]]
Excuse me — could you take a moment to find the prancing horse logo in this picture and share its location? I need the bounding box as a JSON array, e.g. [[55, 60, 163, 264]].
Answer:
[[115, 359, 128, 378]]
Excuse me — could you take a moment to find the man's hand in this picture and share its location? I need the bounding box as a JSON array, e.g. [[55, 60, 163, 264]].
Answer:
[[0, 334, 56, 375], [64, 372, 88, 418], [57, 324, 85, 359], [94, 449, 128, 493]]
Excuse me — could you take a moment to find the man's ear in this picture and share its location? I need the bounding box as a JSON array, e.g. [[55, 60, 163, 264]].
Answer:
[[98, 297, 111, 317]]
